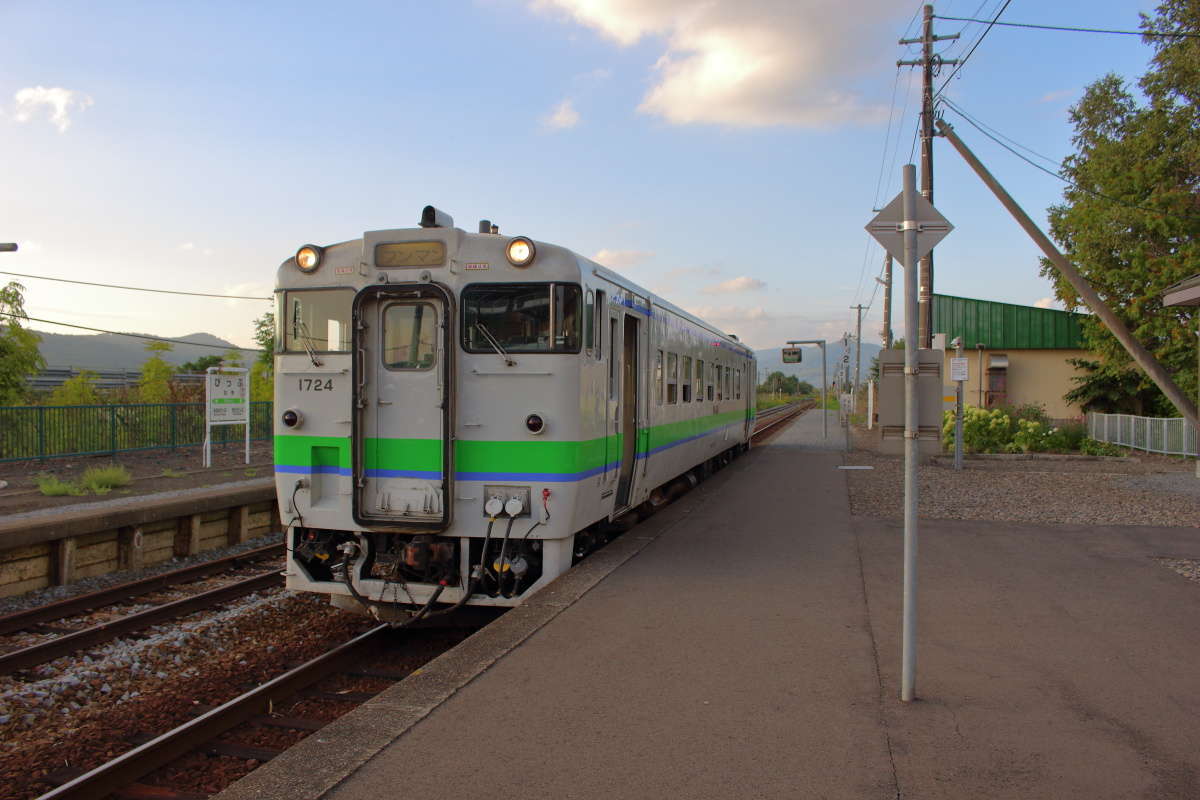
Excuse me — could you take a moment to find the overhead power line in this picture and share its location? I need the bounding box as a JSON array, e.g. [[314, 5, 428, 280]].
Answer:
[[0, 270, 272, 300], [935, 15, 1200, 39], [0, 310, 264, 352], [938, 101, 1199, 224], [935, 0, 1013, 98]]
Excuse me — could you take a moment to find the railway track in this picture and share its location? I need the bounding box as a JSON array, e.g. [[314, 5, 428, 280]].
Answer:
[[0, 544, 284, 676], [17, 405, 811, 799]]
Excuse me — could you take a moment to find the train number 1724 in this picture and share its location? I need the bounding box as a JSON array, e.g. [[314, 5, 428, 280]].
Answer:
[[298, 378, 334, 391]]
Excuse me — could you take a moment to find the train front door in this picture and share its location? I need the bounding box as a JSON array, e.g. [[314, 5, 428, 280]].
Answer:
[[352, 285, 452, 530], [615, 313, 639, 508]]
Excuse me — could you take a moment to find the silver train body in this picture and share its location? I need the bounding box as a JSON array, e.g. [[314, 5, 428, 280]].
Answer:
[[275, 207, 755, 618]]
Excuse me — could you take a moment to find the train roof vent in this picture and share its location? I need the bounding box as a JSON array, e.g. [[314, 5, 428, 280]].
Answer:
[[420, 206, 454, 229]]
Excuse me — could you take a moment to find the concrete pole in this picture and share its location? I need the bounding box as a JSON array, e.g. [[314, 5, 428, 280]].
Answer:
[[901, 163, 920, 703], [918, 3, 935, 349], [938, 118, 1199, 428], [821, 342, 827, 439]]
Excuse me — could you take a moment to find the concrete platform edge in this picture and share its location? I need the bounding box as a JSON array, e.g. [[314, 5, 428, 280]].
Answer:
[[213, 460, 738, 800]]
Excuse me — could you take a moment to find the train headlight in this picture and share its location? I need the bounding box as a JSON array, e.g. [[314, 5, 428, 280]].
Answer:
[[282, 408, 304, 428], [525, 413, 546, 435], [506, 237, 535, 267], [295, 245, 323, 273]]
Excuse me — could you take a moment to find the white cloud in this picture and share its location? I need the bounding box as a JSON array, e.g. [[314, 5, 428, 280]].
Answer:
[[701, 275, 765, 294], [13, 86, 93, 133], [1034, 297, 1058, 309], [594, 248, 653, 268], [178, 242, 196, 251], [543, 98, 581, 130], [686, 305, 769, 322], [20, 240, 42, 253], [532, 0, 897, 127], [1039, 89, 1074, 104]]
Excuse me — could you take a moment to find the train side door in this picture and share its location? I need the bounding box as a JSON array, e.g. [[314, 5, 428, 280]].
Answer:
[[352, 285, 452, 530], [615, 313, 640, 508], [603, 306, 620, 495]]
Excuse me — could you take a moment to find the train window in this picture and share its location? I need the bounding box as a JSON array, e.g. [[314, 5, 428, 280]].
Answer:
[[695, 360, 704, 402], [608, 316, 617, 399], [382, 303, 436, 370], [666, 352, 678, 404], [283, 288, 353, 353], [716, 364, 723, 401], [736, 368, 742, 399], [655, 350, 663, 405], [584, 290, 594, 353], [707, 363, 714, 401], [682, 356, 692, 402], [461, 283, 581, 354], [724, 366, 731, 399]]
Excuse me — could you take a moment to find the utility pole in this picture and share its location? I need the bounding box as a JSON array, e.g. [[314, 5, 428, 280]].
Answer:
[[899, 4, 958, 348], [879, 254, 893, 348], [851, 304, 865, 391]]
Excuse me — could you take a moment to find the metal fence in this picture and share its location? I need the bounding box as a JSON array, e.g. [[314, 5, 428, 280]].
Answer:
[[0, 402, 273, 462], [1087, 412, 1198, 457]]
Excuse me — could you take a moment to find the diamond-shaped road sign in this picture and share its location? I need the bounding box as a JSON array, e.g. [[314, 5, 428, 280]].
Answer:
[[865, 190, 953, 268]]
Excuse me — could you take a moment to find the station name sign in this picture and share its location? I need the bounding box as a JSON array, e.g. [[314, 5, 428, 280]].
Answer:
[[782, 347, 802, 364]]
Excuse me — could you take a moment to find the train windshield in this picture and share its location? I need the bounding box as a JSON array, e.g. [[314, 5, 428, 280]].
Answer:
[[462, 283, 581, 354], [282, 288, 353, 353]]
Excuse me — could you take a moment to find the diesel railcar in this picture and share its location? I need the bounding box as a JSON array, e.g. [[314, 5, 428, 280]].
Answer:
[[275, 206, 755, 621]]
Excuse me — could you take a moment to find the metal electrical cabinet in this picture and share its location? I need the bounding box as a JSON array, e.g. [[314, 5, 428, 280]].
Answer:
[[877, 348, 943, 457]]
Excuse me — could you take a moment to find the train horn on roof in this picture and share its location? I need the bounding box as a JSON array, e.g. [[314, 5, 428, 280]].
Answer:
[[420, 206, 454, 229]]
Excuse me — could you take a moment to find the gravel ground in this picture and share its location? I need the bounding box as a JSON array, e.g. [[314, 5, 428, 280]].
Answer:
[[1158, 558, 1200, 583], [843, 450, 1200, 527], [0, 533, 281, 617]]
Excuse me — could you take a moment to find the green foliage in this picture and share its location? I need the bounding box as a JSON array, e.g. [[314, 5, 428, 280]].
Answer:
[[80, 465, 132, 494], [1064, 357, 1170, 416], [49, 370, 102, 406], [1081, 437, 1126, 456], [0, 281, 45, 405], [943, 404, 1091, 454], [250, 360, 273, 401], [179, 354, 222, 373], [759, 371, 801, 395], [222, 348, 246, 368], [34, 475, 86, 496], [253, 312, 275, 369], [161, 468, 186, 478], [943, 406, 1013, 454], [138, 340, 174, 403], [1041, 1, 1200, 417]]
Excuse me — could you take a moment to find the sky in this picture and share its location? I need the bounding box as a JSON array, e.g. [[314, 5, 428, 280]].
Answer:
[[0, 0, 1164, 356]]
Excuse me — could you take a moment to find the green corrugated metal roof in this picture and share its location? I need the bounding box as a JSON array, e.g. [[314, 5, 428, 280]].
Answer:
[[932, 294, 1086, 349]]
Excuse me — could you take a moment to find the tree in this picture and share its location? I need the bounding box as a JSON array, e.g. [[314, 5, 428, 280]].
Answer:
[[138, 340, 174, 403], [253, 311, 275, 369], [180, 354, 222, 373], [0, 281, 45, 405], [49, 370, 102, 406], [1040, 0, 1200, 416]]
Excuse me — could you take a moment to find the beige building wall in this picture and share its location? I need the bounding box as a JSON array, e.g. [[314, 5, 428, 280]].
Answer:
[[942, 348, 1086, 419]]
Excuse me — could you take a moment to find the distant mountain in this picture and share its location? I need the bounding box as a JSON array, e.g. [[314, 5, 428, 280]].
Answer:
[[36, 331, 245, 371], [754, 341, 883, 388]]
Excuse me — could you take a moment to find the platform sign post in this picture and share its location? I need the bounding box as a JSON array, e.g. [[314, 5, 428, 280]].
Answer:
[[785, 339, 827, 439], [204, 366, 250, 468], [951, 343, 968, 471], [866, 164, 953, 703]]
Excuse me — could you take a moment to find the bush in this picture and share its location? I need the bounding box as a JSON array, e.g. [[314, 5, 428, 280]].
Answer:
[[34, 475, 86, 496], [943, 406, 1013, 453], [1080, 437, 1125, 457], [80, 465, 132, 494]]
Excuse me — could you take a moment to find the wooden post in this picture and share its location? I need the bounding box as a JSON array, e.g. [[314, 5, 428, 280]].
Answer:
[[227, 505, 250, 546], [175, 514, 202, 557], [53, 537, 77, 586], [118, 525, 145, 571]]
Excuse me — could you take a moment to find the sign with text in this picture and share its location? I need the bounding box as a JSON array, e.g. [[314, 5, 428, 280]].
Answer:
[[950, 357, 969, 383], [781, 347, 803, 364], [206, 371, 249, 424]]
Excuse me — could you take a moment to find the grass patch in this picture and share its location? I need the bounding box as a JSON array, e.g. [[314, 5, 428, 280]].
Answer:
[[161, 468, 186, 478], [80, 465, 133, 495], [244, 467, 258, 477], [34, 475, 87, 496]]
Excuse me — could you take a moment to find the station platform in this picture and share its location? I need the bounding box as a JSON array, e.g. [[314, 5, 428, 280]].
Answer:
[[219, 410, 1200, 800]]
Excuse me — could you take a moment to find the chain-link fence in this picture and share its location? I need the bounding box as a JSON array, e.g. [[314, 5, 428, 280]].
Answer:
[[1087, 412, 1198, 457], [0, 402, 273, 462]]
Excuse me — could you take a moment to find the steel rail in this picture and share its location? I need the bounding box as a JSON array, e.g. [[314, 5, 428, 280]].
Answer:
[[752, 401, 812, 440], [36, 624, 390, 800], [0, 542, 284, 636], [0, 571, 282, 675]]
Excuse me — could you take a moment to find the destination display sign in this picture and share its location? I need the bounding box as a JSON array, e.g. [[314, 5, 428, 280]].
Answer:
[[782, 347, 803, 364], [375, 241, 446, 268]]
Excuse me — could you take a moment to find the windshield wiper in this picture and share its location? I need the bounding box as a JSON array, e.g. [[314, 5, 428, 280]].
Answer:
[[296, 319, 324, 367], [474, 323, 515, 366]]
